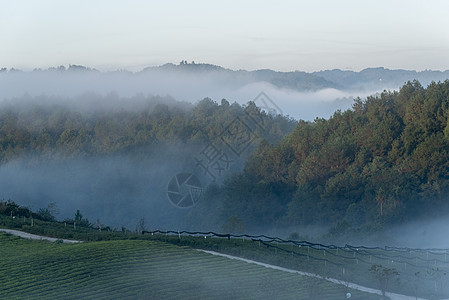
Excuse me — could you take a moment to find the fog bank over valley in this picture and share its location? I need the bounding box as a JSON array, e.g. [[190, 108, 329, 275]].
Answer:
[[1, 63, 449, 247], [2, 63, 448, 120]]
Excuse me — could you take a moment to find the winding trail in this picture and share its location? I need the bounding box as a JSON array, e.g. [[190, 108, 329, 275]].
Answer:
[[198, 249, 428, 300], [0, 228, 81, 243]]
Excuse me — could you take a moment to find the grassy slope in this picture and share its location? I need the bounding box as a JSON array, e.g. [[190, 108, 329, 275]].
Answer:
[[0, 233, 378, 300]]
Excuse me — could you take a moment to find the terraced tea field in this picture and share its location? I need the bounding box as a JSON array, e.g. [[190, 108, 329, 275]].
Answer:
[[0, 233, 378, 299]]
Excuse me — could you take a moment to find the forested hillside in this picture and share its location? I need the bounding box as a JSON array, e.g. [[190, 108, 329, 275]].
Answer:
[[196, 80, 449, 233], [2, 81, 449, 236], [0, 94, 295, 163], [0, 94, 296, 229]]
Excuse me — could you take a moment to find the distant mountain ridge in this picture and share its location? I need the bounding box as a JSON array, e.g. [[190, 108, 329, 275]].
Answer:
[[142, 62, 449, 91], [142, 62, 340, 91], [3, 63, 449, 93], [313, 67, 449, 91]]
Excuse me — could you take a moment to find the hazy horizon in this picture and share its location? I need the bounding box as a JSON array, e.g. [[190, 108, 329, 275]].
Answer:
[[2, 1, 449, 73], [3, 62, 449, 74]]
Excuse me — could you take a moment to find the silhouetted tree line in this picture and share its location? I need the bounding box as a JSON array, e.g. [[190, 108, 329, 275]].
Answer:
[[0, 199, 107, 230], [0, 199, 37, 218]]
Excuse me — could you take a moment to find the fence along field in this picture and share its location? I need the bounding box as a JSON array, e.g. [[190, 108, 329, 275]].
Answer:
[[0, 232, 378, 299], [1, 212, 448, 298], [143, 230, 449, 299]]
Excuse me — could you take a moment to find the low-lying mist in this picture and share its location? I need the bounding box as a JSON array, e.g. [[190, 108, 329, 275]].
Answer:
[[0, 143, 216, 230], [387, 217, 449, 249], [0, 66, 394, 121], [0, 92, 268, 232]]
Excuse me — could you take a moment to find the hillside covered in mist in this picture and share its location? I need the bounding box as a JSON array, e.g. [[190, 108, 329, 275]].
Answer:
[[0, 95, 295, 163], [2, 63, 449, 242], [2, 63, 449, 122], [188, 80, 449, 240], [0, 94, 295, 229]]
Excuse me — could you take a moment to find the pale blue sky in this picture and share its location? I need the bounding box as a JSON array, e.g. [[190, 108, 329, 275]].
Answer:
[[1, 0, 449, 72]]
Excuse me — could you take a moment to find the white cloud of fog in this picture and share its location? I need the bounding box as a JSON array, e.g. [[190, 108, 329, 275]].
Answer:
[[224, 82, 373, 120], [0, 143, 216, 230], [387, 217, 449, 249], [0, 69, 383, 121]]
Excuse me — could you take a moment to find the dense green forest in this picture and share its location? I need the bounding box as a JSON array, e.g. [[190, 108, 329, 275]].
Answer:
[[190, 80, 449, 234], [2, 80, 449, 236], [0, 94, 295, 163]]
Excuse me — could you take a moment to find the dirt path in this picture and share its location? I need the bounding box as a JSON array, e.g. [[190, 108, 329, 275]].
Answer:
[[198, 249, 428, 300], [0, 228, 81, 243]]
